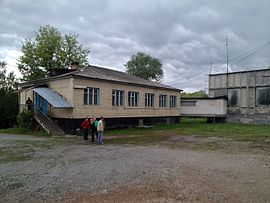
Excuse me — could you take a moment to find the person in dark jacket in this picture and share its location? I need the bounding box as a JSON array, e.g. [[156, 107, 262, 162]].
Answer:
[[90, 117, 96, 142], [25, 97, 33, 111], [81, 117, 90, 140]]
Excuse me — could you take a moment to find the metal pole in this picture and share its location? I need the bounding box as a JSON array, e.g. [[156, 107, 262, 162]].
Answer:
[[226, 37, 229, 97]]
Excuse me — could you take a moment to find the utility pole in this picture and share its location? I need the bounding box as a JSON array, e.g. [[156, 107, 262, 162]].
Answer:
[[226, 36, 229, 97], [209, 61, 212, 74], [226, 36, 229, 74]]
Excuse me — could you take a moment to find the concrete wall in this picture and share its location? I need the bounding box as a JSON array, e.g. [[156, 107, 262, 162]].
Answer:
[[209, 69, 270, 124], [181, 98, 227, 117]]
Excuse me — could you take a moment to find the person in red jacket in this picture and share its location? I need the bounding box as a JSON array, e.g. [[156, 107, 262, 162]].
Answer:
[[81, 117, 90, 140]]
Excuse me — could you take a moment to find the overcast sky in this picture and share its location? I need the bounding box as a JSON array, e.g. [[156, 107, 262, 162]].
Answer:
[[1, 0, 270, 92]]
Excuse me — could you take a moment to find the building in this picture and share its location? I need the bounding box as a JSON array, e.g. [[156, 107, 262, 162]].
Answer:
[[209, 68, 270, 124], [18, 65, 182, 134], [181, 97, 227, 122]]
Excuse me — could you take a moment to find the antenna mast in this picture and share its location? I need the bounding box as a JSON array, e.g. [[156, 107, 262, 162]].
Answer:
[[226, 36, 229, 74]]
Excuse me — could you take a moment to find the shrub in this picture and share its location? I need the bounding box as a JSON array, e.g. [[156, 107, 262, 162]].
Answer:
[[18, 111, 33, 129]]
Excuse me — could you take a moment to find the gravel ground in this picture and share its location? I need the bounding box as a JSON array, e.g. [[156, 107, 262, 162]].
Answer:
[[0, 133, 269, 203]]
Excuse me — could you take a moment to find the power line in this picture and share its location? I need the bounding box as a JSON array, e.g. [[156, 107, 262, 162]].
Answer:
[[167, 40, 270, 88]]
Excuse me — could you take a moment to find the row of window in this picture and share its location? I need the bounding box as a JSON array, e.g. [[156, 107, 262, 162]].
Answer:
[[228, 87, 270, 107], [84, 88, 177, 107]]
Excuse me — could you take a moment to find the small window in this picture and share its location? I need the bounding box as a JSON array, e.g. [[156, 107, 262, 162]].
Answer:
[[228, 89, 240, 107], [84, 88, 99, 105], [145, 93, 154, 107], [112, 90, 124, 106], [169, 96, 177, 107], [128, 92, 139, 107], [159, 95, 167, 107], [256, 87, 270, 106]]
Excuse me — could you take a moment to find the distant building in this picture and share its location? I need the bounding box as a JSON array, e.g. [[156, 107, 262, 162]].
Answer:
[[18, 65, 182, 134], [209, 68, 270, 124]]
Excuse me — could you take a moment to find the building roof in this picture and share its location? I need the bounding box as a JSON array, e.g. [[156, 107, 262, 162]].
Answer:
[[209, 68, 270, 76], [33, 87, 73, 108], [72, 65, 181, 91], [20, 65, 182, 92]]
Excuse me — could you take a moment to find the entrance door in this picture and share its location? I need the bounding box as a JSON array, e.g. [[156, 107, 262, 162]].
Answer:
[[41, 98, 47, 115], [36, 94, 40, 111]]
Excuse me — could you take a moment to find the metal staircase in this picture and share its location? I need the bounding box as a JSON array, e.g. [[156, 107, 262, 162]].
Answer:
[[34, 111, 65, 135]]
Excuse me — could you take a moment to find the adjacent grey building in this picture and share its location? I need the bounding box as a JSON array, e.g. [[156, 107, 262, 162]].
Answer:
[[209, 68, 270, 124]]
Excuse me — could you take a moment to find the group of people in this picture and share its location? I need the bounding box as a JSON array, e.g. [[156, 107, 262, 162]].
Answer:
[[81, 116, 104, 145]]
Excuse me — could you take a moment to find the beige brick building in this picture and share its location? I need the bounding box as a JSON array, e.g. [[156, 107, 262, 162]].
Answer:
[[19, 65, 182, 134]]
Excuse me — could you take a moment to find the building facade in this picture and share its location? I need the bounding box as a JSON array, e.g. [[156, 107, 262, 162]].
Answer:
[[209, 68, 270, 124], [19, 65, 182, 134]]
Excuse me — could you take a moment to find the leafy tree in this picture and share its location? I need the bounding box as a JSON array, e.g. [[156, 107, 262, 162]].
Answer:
[[181, 90, 208, 98], [125, 52, 163, 81], [0, 61, 18, 128], [18, 25, 90, 81]]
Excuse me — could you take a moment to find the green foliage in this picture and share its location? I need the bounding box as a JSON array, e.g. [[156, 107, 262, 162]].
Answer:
[[0, 128, 50, 137], [181, 90, 208, 98], [0, 61, 18, 128], [125, 52, 163, 81], [18, 25, 90, 81], [18, 111, 33, 129], [0, 61, 17, 91]]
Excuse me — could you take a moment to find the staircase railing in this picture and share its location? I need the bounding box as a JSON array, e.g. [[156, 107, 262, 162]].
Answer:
[[34, 110, 65, 136]]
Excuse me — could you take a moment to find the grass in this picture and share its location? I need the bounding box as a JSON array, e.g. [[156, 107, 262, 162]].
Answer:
[[1, 119, 270, 156], [106, 118, 270, 142], [0, 128, 50, 137]]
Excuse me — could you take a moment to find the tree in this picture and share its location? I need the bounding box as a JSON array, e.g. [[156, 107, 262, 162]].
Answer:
[[18, 25, 90, 81], [125, 52, 163, 81], [0, 61, 18, 128], [181, 90, 208, 98]]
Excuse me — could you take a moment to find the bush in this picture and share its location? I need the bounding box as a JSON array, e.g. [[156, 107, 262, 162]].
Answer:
[[18, 111, 33, 129]]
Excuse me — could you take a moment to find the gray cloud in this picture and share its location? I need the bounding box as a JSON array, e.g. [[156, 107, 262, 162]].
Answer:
[[1, 0, 270, 92]]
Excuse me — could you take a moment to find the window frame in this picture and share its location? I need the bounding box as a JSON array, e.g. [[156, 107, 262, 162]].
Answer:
[[84, 87, 100, 106], [228, 88, 240, 107], [159, 94, 167, 107], [256, 87, 270, 106], [128, 91, 139, 107], [145, 93, 154, 107], [112, 89, 125, 106], [169, 95, 177, 107]]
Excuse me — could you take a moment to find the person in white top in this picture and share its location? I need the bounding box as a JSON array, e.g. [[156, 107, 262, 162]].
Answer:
[[97, 116, 104, 145]]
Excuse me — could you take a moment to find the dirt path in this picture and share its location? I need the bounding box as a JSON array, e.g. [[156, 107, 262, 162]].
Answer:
[[0, 133, 269, 203]]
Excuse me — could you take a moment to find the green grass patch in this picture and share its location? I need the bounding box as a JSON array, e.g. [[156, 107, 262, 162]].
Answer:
[[0, 128, 50, 137], [177, 121, 270, 141], [106, 118, 270, 142]]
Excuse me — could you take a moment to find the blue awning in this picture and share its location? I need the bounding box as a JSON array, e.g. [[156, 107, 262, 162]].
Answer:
[[33, 88, 73, 108]]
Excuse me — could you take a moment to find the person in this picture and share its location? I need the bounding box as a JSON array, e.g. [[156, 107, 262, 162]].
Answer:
[[97, 116, 104, 145], [90, 117, 96, 142], [25, 97, 33, 111], [94, 118, 99, 139], [81, 117, 90, 140]]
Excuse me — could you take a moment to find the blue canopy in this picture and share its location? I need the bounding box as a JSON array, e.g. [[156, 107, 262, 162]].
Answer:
[[33, 88, 73, 108]]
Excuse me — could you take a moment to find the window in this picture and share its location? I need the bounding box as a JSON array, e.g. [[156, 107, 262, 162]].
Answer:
[[84, 88, 99, 105], [159, 95, 167, 107], [128, 92, 139, 107], [256, 87, 270, 106], [145, 93, 154, 107], [112, 90, 124, 106], [169, 95, 177, 107], [228, 89, 240, 107]]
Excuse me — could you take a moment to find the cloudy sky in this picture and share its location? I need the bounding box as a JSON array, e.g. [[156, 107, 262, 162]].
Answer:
[[1, 0, 270, 92]]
